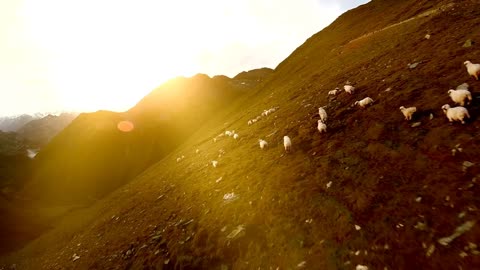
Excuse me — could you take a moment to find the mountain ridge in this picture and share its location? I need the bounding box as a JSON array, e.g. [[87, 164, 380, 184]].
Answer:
[[3, 0, 480, 268]]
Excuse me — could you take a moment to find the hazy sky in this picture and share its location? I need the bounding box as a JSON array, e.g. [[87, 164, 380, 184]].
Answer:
[[0, 0, 368, 116]]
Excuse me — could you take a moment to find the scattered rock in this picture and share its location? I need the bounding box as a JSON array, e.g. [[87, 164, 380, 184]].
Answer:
[[164, 259, 170, 264], [408, 62, 420, 69], [216, 177, 223, 183], [438, 220, 476, 246], [429, 113, 434, 120], [355, 225, 362, 231], [426, 244, 435, 257], [223, 192, 238, 202], [72, 254, 80, 262], [356, 264, 369, 270], [462, 39, 473, 48], [227, 225, 245, 239], [425, 34, 431, 39], [414, 221, 428, 231], [305, 219, 313, 224], [415, 196, 422, 202], [326, 181, 332, 189], [297, 261, 307, 268], [463, 161, 474, 168], [411, 122, 421, 127]]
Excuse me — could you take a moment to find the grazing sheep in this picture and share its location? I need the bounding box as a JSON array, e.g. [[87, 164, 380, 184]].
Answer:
[[399, 106, 417, 121], [318, 107, 328, 122], [354, 97, 374, 108], [225, 131, 232, 136], [441, 104, 470, 124], [464, 60, 480, 80], [259, 139, 268, 149], [448, 89, 472, 106], [176, 157, 182, 163], [233, 133, 239, 140], [344, 85, 355, 94], [283, 136, 292, 153], [248, 120, 253, 125], [328, 88, 340, 96], [317, 120, 327, 133], [211, 160, 218, 168]]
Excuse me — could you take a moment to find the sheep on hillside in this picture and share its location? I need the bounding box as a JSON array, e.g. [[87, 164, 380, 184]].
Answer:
[[318, 107, 328, 122], [464, 60, 480, 80], [344, 85, 355, 94], [259, 139, 268, 149], [283, 136, 292, 153], [233, 133, 239, 140], [441, 104, 470, 124], [317, 120, 327, 133], [448, 89, 472, 106], [399, 106, 417, 121], [328, 88, 341, 96], [354, 97, 374, 108], [225, 131, 232, 136], [211, 160, 218, 168]]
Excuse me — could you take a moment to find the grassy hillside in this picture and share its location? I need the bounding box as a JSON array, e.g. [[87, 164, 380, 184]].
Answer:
[[3, 0, 480, 269], [23, 70, 272, 204]]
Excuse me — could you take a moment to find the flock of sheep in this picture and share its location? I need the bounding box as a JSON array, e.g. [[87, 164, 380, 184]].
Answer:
[[274, 60, 478, 153], [177, 60, 480, 163]]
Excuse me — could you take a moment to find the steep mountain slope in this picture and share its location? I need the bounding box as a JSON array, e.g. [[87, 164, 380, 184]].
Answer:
[[3, 0, 480, 269], [23, 70, 272, 204], [0, 114, 35, 132], [16, 113, 78, 148]]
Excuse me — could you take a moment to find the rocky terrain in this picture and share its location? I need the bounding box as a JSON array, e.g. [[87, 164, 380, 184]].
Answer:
[[2, 0, 480, 269]]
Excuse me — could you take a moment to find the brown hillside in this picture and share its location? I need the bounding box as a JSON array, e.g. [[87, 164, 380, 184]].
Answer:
[[3, 0, 480, 269], [23, 70, 273, 204]]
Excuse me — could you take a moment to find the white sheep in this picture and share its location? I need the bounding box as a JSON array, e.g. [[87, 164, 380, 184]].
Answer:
[[233, 133, 239, 140], [318, 107, 327, 122], [248, 120, 253, 125], [441, 104, 470, 124], [328, 88, 340, 96], [225, 131, 232, 136], [211, 160, 218, 168], [176, 157, 182, 163], [317, 120, 327, 133], [448, 89, 472, 106], [283, 136, 292, 153], [344, 85, 355, 94], [354, 97, 374, 108], [259, 139, 268, 149], [399, 106, 417, 121], [464, 60, 480, 80]]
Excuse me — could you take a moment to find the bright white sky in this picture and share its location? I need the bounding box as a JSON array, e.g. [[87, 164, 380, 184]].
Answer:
[[0, 0, 368, 116]]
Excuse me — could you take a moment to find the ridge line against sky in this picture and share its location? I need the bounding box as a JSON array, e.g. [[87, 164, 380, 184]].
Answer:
[[0, 0, 369, 116]]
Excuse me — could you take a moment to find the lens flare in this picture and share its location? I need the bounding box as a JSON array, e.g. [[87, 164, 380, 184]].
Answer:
[[117, 120, 134, 132]]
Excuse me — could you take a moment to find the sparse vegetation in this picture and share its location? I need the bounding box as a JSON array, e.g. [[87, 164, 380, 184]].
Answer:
[[2, 0, 480, 269]]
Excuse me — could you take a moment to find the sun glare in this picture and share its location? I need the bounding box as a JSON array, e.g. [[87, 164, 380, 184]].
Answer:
[[0, 0, 353, 115], [117, 120, 135, 132]]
